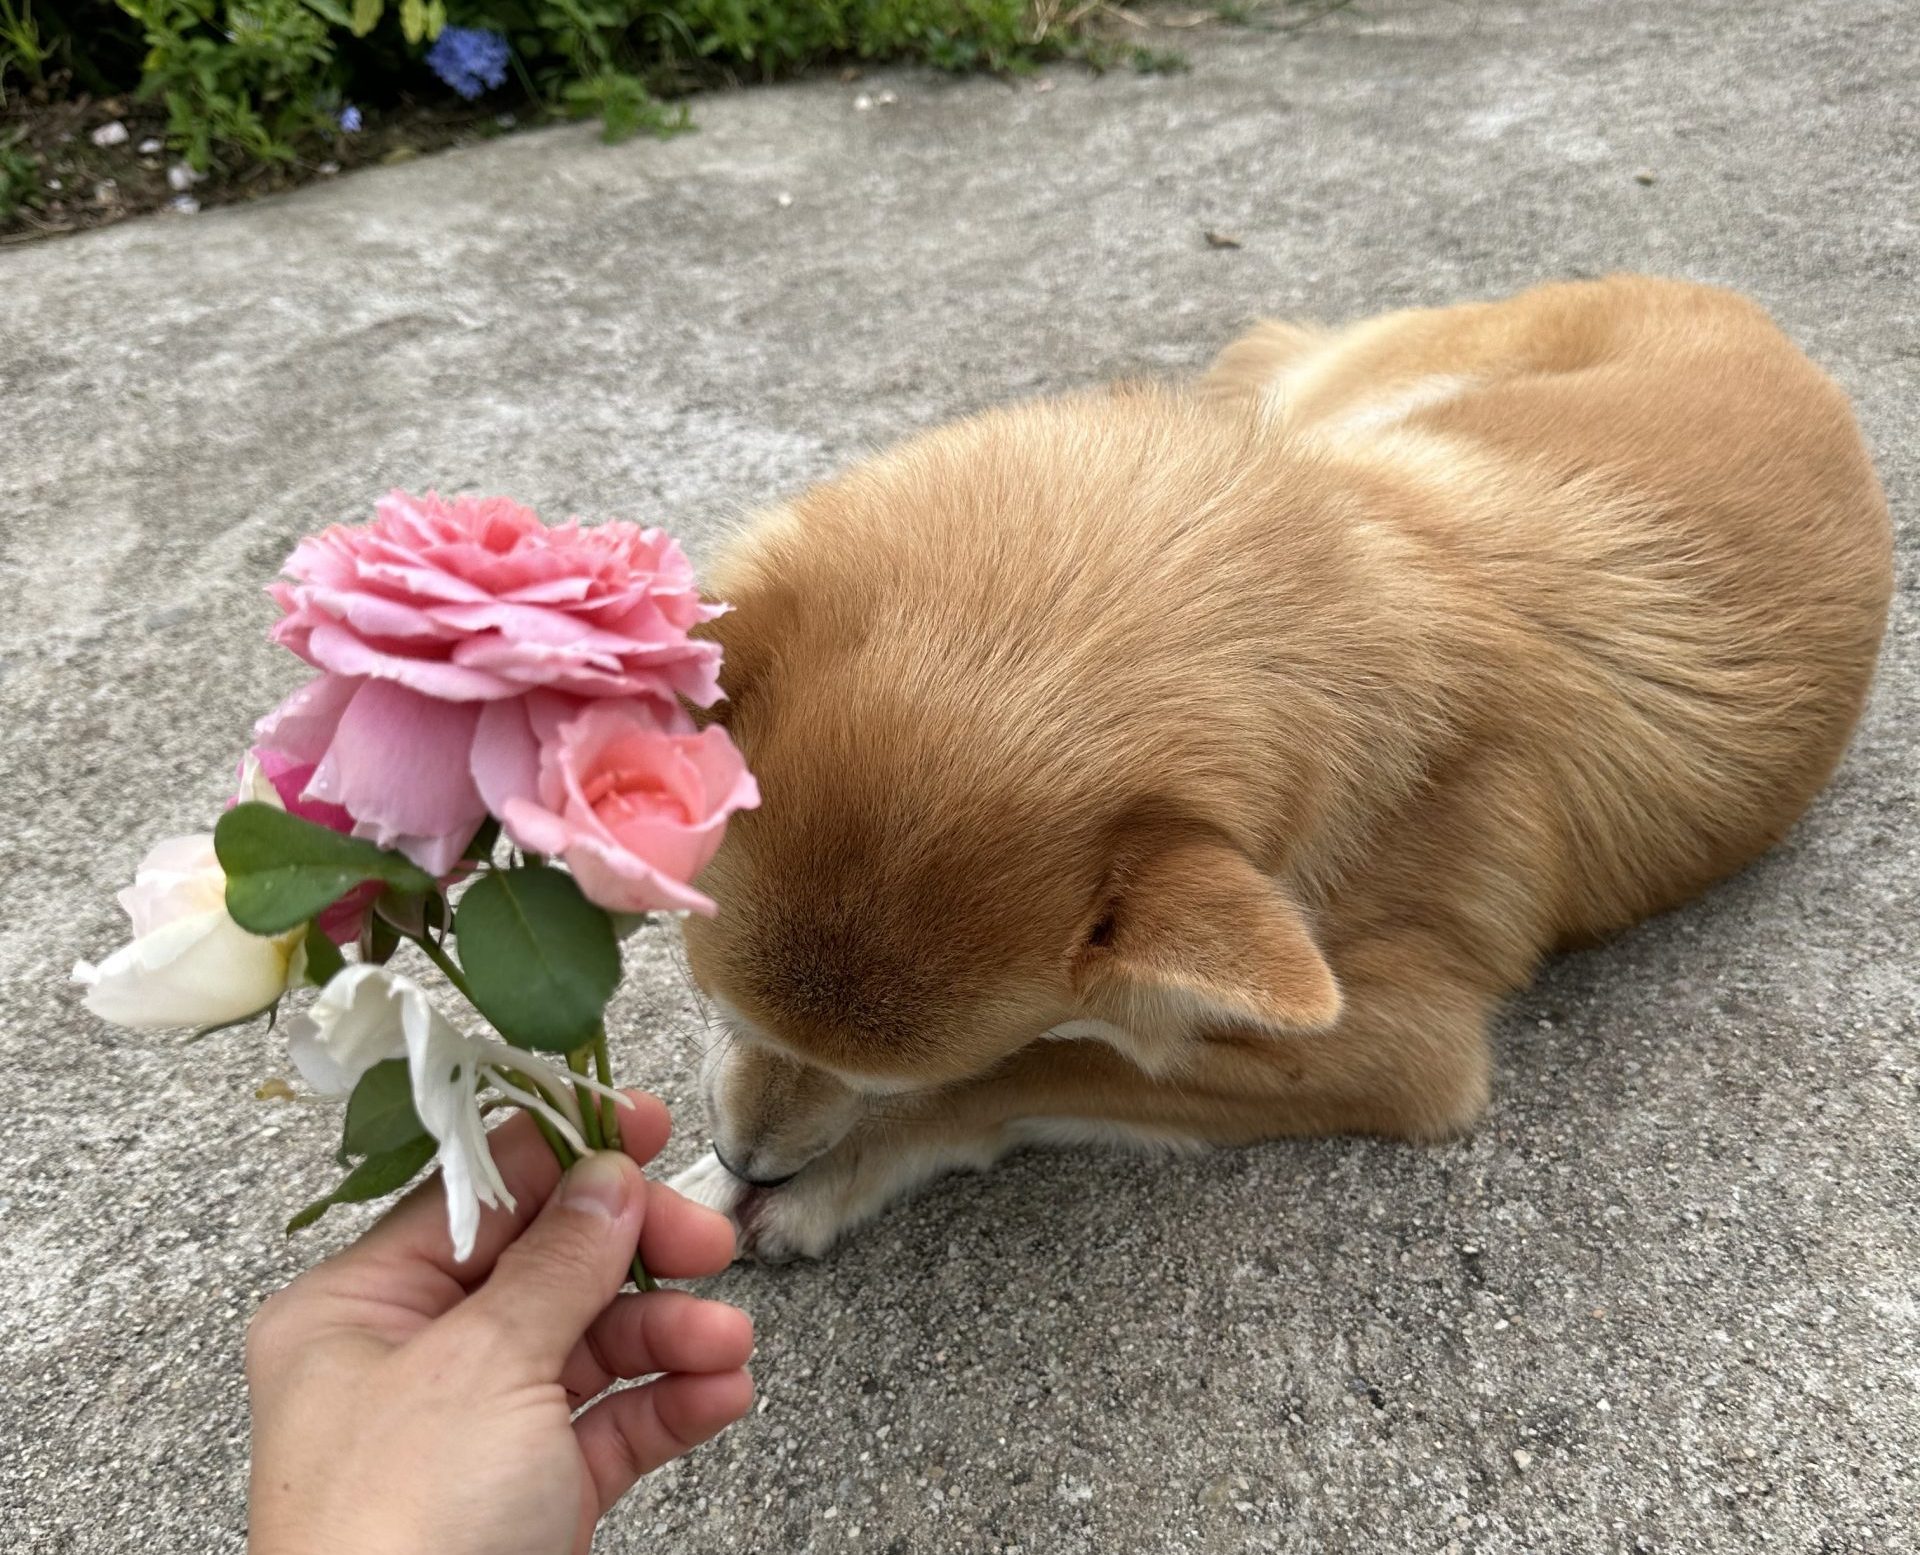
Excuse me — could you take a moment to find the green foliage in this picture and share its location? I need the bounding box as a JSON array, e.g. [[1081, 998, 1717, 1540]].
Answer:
[[667, 0, 1061, 76], [287, 1133, 437, 1232], [0, 129, 35, 221], [215, 802, 434, 935], [341, 1058, 429, 1159], [453, 865, 620, 1052], [40, 1, 1098, 176], [293, 1055, 433, 1235], [116, 0, 339, 169], [300, 921, 347, 986], [0, 0, 53, 96]]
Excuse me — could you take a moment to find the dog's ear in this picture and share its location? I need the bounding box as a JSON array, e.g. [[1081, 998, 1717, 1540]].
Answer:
[[1080, 838, 1341, 1069]]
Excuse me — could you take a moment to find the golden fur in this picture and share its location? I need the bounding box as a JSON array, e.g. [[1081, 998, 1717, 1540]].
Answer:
[[668, 275, 1893, 1261]]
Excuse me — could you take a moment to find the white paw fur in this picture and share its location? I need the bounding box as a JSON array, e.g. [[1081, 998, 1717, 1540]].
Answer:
[[740, 1171, 853, 1265], [666, 1149, 851, 1264], [669, 1151, 748, 1221]]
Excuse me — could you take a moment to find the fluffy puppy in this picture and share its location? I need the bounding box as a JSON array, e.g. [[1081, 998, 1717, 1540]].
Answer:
[[668, 275, 1892, 1261]]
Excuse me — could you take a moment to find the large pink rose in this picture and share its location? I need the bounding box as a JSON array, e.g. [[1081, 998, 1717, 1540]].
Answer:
[[502, 705, 759, 915], [254, 492, 726, 875]]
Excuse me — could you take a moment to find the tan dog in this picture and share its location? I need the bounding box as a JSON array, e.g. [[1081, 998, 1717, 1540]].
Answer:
[[668, 276, 1892, 1261]]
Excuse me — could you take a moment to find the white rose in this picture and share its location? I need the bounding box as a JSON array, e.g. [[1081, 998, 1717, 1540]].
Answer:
[[72, 833, 304, 1032]]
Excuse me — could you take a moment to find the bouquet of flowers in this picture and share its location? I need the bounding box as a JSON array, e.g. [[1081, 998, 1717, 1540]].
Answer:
[[72, 493, 758, 1286]]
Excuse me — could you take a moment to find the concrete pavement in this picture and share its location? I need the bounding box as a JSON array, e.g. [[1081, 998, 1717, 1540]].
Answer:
[[2, 1, 1915, 1549]]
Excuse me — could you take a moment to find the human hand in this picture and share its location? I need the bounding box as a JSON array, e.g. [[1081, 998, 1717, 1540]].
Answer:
[[246, 1092, 752, 1555]]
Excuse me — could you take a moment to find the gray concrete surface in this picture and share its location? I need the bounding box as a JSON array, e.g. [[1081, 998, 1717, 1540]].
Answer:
[[3, 0, 1916, 1549]]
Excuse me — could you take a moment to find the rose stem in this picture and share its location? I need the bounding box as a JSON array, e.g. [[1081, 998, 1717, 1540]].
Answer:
[[591, 1026, 619, 1143], [588, 1028, 653, 1288], [412, 933, 476, 1003], [567, 1048, 605, 1150], [569, 1040, 654, 1292]]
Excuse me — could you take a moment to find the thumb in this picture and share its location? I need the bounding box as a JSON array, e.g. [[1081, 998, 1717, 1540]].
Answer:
[[456, 1150, 645, 1378]]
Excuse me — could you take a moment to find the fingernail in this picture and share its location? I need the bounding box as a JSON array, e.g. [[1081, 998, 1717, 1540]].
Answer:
[[562, 1151, 630, 1220]]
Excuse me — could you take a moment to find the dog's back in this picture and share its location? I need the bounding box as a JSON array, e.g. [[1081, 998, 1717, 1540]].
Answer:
[[1203, 275, 1892, 946]]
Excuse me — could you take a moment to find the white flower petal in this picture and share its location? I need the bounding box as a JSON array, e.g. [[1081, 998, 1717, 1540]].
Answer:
[[115, 833, 225, 937], [235, 751, 288, 810], [438, 1148, 483, 1263], [75, 908, 294, 1031], [486, 1071, 591, 1157], [391, 972, 518, 1263], [285, 963, 409, 1095], [469, 1031, 630, 1106], [284, 966, 625, 1264]]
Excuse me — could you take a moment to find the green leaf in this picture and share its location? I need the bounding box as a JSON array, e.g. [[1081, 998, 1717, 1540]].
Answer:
[[300, 922, 345, 988], [348, 0, 382, 35], [216, 803, 434, 936], [362, 909, 400, 966], [373, 885, 445, 939], [342, 1058, 428, 1159], [454, 867, 619, 1052], [287, 1134, 436, 1234]]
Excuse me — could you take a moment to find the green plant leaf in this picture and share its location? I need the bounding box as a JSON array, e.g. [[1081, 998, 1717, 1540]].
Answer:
[[362, 908, 400, 967], [287, 1134, 437, 1234], [216, 803, 433, 936], [342, 1057, 427, 1159], [300, 922, 346, 987], [348, 0, 382, 36], [454, 867, 619, 1051], [373, 884, 446, 939]]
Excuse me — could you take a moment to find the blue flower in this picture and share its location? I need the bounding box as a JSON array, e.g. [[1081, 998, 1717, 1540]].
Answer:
[[425, 27, 511, 102], [337, 105, 363, 133]]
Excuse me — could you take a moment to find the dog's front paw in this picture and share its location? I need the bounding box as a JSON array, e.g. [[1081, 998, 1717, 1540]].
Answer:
[[665, 1150, 843, 1264], [738, 1169, 859, 1264], [668, 1151, 749, 1244]]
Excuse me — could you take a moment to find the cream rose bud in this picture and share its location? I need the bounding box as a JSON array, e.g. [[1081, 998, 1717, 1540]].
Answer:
[[72, 833, 304, 1031]]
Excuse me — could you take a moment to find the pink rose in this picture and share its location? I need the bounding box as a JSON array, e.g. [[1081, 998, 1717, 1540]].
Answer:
[[238, 745, 355, 834], [502, 705, 759, 915], [253, 491, 725, 875]]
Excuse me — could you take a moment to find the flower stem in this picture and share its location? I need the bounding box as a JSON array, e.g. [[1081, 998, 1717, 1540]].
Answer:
[[567, 1047, 604, 1150], [591, 1025, 619, 1143], [412, 932, 475, 1003], [569, 1035, 653, 1292]]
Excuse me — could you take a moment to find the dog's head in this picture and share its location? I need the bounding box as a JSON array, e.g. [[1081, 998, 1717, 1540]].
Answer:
[[681, 396, 1348, 1185]]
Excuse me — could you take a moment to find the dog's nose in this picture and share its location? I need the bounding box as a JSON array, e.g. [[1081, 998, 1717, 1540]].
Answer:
[[712, 1141, 801, 1189]]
